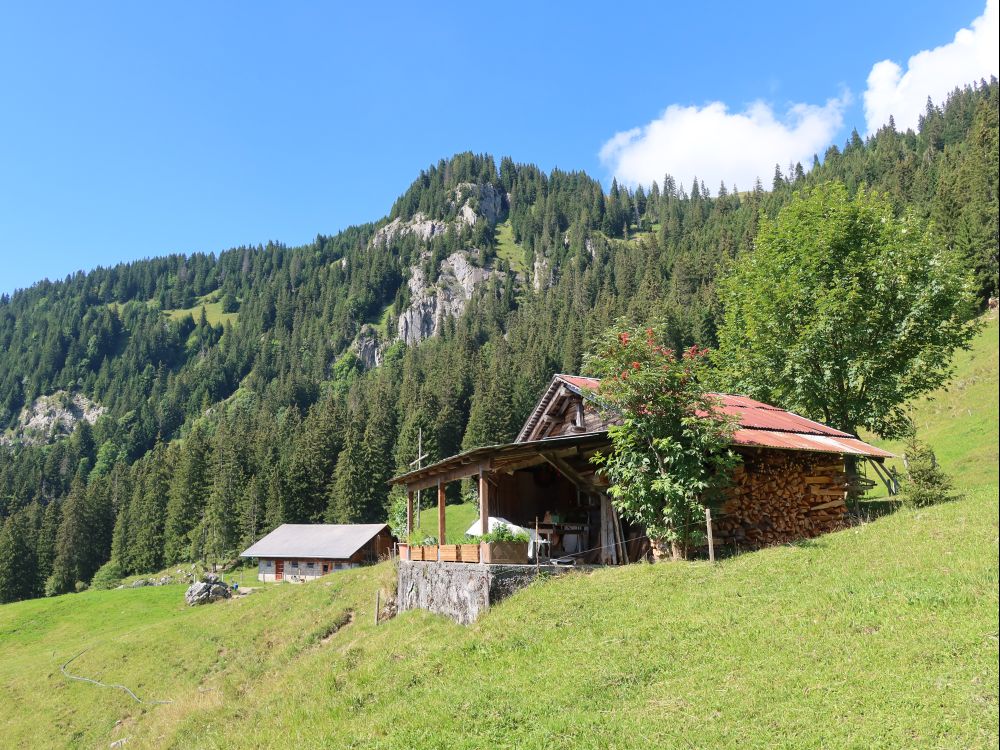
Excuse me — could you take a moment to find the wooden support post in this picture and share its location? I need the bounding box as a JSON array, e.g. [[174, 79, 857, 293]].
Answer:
[[437, 481, 446, 552], [705, 508, 715, 563], [374, 590, 381, 626], [535, 516, 540, 570], [406, 491, 414, 537], [478, 469, 489, 536]]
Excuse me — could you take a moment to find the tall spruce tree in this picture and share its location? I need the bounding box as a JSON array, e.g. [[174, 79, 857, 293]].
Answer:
[[163, 426, 211, 564], [0, 510, 40, 603]]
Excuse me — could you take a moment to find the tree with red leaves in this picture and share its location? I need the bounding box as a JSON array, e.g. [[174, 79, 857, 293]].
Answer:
[[585, 324, 739, 559]]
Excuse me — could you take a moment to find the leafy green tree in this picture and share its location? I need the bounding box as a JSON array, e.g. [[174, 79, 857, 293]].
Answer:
[[586, 325, 739, 559], [716, 182, 978, 439]]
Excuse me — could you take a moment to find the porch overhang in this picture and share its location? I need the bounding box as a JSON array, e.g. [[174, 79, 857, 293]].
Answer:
[[388, 432, 612, 492]]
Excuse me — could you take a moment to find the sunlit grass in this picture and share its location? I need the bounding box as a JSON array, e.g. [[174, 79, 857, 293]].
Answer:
[[494, 221, 527, 273], [1, 312, 996, 749]]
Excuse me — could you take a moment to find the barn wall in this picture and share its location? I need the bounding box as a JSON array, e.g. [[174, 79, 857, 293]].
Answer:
[[257, 557, 359, 582], [544, 396, 608, 438]]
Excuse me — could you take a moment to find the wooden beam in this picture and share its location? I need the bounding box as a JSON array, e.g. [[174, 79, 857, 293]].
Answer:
[[437, 481, 446, 547], [406, 491, 414, 537], [479, 468, 489, 536], [540, 452, 600, 493], [496, 454, 549, 474], [404, 460, 490, 492]]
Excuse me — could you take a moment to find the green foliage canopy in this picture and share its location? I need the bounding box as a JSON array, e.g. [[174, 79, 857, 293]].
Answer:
[[587, 326, 739, 553], [716, 181, 979, 438]]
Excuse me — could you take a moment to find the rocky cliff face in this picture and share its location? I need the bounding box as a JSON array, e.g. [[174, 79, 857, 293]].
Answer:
[[397, 252, 494, 346], [372, 182, 507, 248], [454, 182, 504, 226], [353, 324, 385, 369], [376, 181, 509, 347], [1, 391, 106, 446]]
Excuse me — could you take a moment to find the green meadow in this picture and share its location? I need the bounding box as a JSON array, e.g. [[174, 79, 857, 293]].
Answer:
[[1, 317, 996, 749]]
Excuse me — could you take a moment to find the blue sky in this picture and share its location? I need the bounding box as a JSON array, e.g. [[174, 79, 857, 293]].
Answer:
[[1, 0, 995, 295]]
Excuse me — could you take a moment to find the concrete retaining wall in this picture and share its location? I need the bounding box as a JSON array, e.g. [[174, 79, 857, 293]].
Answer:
[[397, 561, 571, 624]]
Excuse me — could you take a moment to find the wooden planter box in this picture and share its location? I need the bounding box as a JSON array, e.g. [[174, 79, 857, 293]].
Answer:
[[397, 543, 409, 561], [439, 544, 461, 562], [480, 541, 529, 564], [459, 544, 480, 563]]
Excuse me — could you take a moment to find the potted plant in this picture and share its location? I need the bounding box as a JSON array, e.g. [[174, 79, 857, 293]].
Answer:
[[439, 543, 461, 562], [477, 524, 530, 564]]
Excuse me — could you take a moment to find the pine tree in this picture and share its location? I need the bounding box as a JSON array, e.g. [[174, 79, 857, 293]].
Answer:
[[47, 466, 95, 595], [163, 426, 211, 564], [0, 510, 40, 603], [129, 444, 170, 573], [36, 500, 61, 584]]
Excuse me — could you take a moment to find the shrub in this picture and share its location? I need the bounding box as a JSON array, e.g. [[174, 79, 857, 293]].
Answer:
[[900, 431, 958, 508], [407, 532, 437, 546], [91, 559, 125, 590]]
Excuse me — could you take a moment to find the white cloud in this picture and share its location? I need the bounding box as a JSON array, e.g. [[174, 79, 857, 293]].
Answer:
[[864, 0, 998, 134], [599, 96, 848, 192]]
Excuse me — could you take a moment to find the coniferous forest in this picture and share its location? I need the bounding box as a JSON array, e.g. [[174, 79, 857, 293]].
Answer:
[[0, 81, 996, 603]]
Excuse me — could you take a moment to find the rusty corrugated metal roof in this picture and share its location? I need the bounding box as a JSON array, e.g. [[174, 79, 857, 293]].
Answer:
[[707, 394, 853, 437], [731, 429, 893, 457], [540, 375, 891, 458]]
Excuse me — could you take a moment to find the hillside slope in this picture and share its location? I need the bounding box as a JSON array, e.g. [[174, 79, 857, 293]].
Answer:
[[1, 325, 997, 749], [872, 312, 998, 489], [2, 81, 996, 608]]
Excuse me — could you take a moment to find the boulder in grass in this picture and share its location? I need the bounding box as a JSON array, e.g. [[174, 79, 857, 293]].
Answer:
[[184, 578, 231, 606]]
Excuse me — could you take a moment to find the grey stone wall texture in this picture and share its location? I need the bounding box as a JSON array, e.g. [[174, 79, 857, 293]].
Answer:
[[397, 561, 572, 625]]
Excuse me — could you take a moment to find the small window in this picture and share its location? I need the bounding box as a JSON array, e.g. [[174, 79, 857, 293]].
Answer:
[[289, 560, 297, 567], [306, 562, 314, 569], [265, 560, 272, 568]]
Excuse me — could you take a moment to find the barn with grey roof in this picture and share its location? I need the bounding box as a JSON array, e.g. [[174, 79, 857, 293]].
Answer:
[[240, 523, 394, 582]]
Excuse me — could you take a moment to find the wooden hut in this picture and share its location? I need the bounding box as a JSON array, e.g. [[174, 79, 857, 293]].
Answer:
[[390, 375, 894, 561]]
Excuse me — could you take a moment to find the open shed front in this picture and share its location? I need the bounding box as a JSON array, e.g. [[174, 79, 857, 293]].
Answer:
[[393, 433, 639, 565]]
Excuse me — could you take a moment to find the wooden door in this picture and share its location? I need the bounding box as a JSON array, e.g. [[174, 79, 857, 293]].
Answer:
[[275, 559, 284, 580]]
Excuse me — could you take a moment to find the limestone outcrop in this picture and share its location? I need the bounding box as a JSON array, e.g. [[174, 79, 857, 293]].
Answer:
[[353, 324, 385, 369], [1, 391, 106, 447], [397, 252, 494, 346]]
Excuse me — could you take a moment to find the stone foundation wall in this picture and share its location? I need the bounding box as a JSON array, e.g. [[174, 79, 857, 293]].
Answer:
[[397, 561, 571, 625]]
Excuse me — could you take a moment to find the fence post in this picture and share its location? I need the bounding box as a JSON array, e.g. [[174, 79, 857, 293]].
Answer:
[[705, 508, 715, 564]]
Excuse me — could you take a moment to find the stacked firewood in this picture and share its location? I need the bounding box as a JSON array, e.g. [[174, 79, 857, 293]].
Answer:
[[713, 450, 848, 548]]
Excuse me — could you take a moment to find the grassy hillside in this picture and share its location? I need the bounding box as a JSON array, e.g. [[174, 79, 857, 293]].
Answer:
[[1, 317, 996, 749], [869, 312, 998, 489], [415, 501, 479, 542], [162, 292, 239, 327]]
